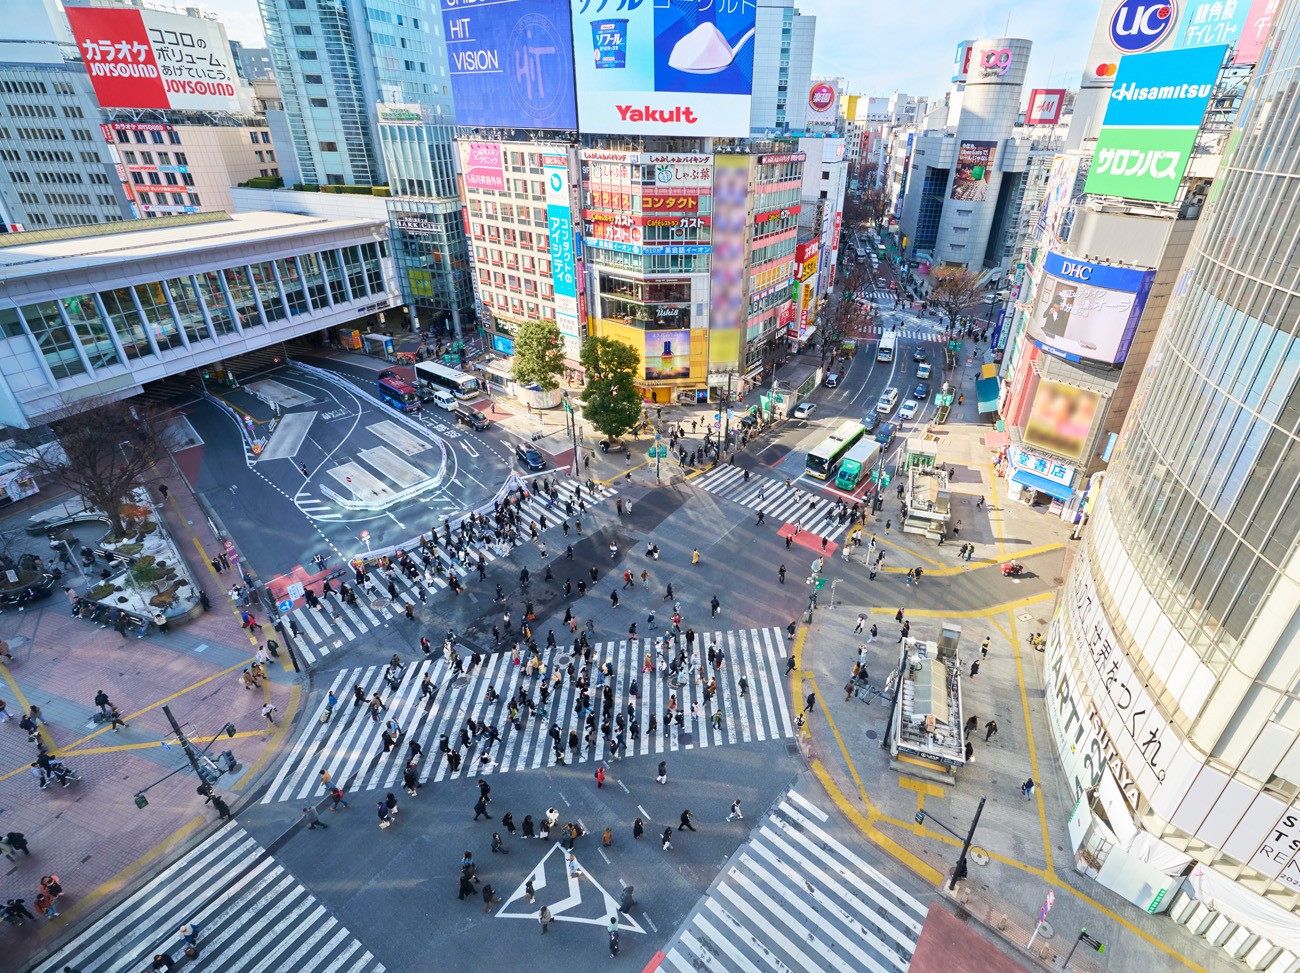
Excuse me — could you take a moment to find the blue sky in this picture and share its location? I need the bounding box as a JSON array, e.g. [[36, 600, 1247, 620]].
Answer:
[[199, 0, 1099, 103]]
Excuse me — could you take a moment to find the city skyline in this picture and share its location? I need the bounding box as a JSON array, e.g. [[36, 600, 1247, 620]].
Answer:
[[196, 0, 1095, 106]]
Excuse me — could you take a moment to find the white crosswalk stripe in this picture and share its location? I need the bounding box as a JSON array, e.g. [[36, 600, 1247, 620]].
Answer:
[[285, 480, 616, 665], [658, 790, 927, 973], [866, 325, 945, 343], [260, 626, 792, 805], [694, 466, 857, 539], [31, 825, 384, 973]]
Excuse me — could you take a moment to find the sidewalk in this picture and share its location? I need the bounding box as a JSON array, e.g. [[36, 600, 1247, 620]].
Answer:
[[791, 420, 1224, 973], [0, 464, 302, 969]]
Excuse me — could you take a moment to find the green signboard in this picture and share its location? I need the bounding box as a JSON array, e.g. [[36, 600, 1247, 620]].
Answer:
[[1084, 126, 1198, 204]]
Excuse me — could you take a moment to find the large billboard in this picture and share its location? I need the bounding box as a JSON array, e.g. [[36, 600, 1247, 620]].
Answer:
[[1235, 0, 1280, 65], [441, 0, 577, 129], [65, 6, 242, 112], [951, 140, 997, 201], [645, 330, 691, 380], [806, 81, 839, 127], [707, 155, 749, 369], [1028, 252, 1155, 364], [1023, 380, 1100, 461], [544, 152, 580, 351], [1084, 46, 1225, 203], [460, 142, 506, 191], [570, 0, 757, 136]]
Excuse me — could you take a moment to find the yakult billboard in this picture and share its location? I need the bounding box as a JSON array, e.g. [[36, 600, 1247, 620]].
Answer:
[[66, 6, 242, 112], [570, 0, 756, 136]]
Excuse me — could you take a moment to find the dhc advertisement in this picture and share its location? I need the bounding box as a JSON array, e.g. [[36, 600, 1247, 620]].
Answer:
[[571, 0, 756, 136], [1027, 252, 1155, 365], [442, 0, 578, 129]]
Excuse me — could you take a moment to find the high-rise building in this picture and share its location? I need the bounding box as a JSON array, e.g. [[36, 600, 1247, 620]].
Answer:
[[895, 38, 1035, 270], [257, 0, 454, 188], [750, 0, 816, 133], [0, 1, 134, 232], [1045, 5, 1300, 954], [231, 42, 275, 82]]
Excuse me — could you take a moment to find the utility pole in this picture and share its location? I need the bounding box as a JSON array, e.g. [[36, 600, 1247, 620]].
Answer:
[[163, 704, 205, 782], [913, 795, 986, 890]]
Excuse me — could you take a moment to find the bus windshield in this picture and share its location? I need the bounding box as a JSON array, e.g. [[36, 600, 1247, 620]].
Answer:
[[805, 420, 866, 480], [414, 360, 480, 400]]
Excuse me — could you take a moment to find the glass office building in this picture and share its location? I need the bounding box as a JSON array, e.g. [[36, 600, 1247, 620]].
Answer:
[[1045, 5, 1300, 955]]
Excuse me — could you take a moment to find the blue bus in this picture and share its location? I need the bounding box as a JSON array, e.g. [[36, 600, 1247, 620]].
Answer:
[[378, 376, 421, 413]]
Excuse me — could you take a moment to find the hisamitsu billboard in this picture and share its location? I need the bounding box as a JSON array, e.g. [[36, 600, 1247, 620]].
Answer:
[[1101, 45, 1226, 127], [65, 5, 242, 112], [570, 0, 757, 136], [441, 0, 577, 130]]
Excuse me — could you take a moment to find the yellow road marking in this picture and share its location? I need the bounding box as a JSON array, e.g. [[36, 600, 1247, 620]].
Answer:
[[38, 813, 206, 940], [865, 591, 1054, 619], [57, 728, 271, 757], [0, 661, 55, 752], [192, 537, 262, 647], [1004, 606, 1055, 876], [231, 682, 300, 791]]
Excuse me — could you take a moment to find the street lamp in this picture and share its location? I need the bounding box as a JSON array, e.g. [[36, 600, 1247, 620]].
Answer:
[[562, 391, 578, 477], [914, 796, 987, 890]]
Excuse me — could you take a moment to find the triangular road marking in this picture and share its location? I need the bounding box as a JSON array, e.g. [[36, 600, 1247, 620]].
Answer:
[[496, 842, 644, 933]]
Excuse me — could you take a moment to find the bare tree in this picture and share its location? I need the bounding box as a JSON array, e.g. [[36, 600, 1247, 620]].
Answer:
[[929, 267, 986, 333], [18, 396, 173, 538]]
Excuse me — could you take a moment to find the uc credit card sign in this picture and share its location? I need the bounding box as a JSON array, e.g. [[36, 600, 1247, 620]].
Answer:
[[571, 0, 757, 136]]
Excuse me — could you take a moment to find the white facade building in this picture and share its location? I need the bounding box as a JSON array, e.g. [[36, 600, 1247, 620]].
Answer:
[[749, 0, 816, 134]]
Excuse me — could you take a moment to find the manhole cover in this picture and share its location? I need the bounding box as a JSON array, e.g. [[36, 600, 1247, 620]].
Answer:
[[1018, 613, 1033, 621], [1053, 577, 1065, 585], [555, 654, 571, 668], [370, 597, 389, 610], [454, 676, 469, 687], [865, 729, 878, 740], [1036, 920, 1055, 940], [970, 847, 990, 865]]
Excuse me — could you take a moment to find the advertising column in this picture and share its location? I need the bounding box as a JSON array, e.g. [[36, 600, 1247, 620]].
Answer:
[[544, 151, 581, 359]]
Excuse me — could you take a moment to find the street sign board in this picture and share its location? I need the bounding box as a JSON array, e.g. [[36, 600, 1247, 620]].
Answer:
[[814, 578, 828, 590], [277, 599, 294, 613], [286, 582, 305, 600], [360, 530, 371, 541], [1080, 932, 1104, 950]]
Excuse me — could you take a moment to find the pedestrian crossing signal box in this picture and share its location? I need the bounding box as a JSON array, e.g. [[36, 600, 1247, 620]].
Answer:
[[134, 793, 148, 809], [915, 811, 925, 825]]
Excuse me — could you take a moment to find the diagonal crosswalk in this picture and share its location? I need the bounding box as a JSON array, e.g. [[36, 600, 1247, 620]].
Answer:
[[285, 479, 616, 664], [866, 325, 946, 343], [31, 825, 385, 973], [658, 789, 928, 973], [261, 625, 793, 805], [694, 466, 859, 538]]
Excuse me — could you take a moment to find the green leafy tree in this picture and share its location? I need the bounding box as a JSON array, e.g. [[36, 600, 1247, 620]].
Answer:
[[511, 318, 565, 393], [579, 336, 642, 440]]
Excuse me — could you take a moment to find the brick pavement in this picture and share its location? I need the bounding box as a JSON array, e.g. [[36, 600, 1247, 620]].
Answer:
[[0, 462, 301, 969]]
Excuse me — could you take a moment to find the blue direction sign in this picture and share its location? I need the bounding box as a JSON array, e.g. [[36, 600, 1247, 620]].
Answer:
[[277, 598, 294, 613]]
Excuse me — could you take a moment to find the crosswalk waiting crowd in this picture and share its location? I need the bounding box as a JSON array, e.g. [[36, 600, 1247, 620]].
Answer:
[[284, 477, 615, 664], [695, 465, 863, 542], [262, 625, 793, 805]]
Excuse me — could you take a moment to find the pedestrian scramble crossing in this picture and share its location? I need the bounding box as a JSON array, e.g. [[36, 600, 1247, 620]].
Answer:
[[694, 465, 858, 538], [657, 789, 927, 973], [285, 479, 616, 664], [32, 825, 384, 973], [261, 625, 792, 805], [857, 287, 895, 304]]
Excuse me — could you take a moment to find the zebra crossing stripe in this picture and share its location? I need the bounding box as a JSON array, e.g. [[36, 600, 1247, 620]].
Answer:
[[31, 825, 383, 973], [694, 468, 851, 540], [261, 628, 791, 805]]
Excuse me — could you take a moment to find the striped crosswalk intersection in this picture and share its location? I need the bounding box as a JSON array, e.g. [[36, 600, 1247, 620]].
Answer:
[[694, 466, 858, 538], [31, 825, 384, 973], [866, 325, 946, 343], [285, 479, 616, 665], [261, 625, 793, 805], [658, 789, 927, 973]]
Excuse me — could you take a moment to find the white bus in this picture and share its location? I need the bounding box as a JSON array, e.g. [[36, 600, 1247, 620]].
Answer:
[[877, 331, 897, 363], [414, 361, 480, 400]]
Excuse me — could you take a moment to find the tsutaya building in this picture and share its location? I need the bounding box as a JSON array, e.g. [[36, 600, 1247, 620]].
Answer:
[[580, 145, 803, 402]]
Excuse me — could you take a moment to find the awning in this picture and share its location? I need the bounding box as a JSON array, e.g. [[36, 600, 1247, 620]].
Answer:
[[983, 431, 1010, 449], [975, 376, 1000, 414], [1010, 469, 1075, 501]]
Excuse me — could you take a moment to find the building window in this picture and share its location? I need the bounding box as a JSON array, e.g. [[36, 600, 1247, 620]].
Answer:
[[62, 295, 120, 370], [195, 271, 236, 336], [292, 25, 312, 35], [223, 266, 259, 326], [299, 49, 318, 60], [342, 246, 366, 295], [168, 131, 181, 144], [20, 300, 85, 378], [321, 248, 348, 303], [98, 287, 153, 361], [309, 98, 328, 108], [298, 251, 329, 307], [304, 74, 323, 85], [250, 262, 286, 322], [319, 141, 338, 152], [287, 0, 306, 7], [134, 282, 183, 352], [166, 277, 211, 344], [276, 258, 309, 315]]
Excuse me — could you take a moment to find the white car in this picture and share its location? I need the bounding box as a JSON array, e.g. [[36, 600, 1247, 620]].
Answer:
[[793, 401, 817, 419], [898, 399, 919, 420]]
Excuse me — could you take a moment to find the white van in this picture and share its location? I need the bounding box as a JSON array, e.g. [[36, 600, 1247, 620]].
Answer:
[[917, 362, 932, 380], [430, 389, 457, 411], [875, 387, 900, 414]]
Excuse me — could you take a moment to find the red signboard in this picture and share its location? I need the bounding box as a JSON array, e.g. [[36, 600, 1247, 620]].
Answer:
[[1025, 88, 1066, 126], [590, 189, 632, 210], [758, 153, 806, 165], [582, 209, 709, 227], [67, 6, 168, 109], [754, 205, 801, 224], [795, 240, 818, 264], [642, 195, 699, 213]]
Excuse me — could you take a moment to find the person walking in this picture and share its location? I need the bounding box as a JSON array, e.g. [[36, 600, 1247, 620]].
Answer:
[[473, 795, 493, 820], [302, 805, 328, 830], [482, 883, 499, 913], [329, 786, 349, 810], [985, 719, 999, 742], [980, 636, 991, 658], [1021, 777, 1036, 800], [595, 766, 605, 789], [377, 801, 393, 829], [656, 760, 667, 785], [854, 614, 866, 635], [710, 595, 720, 617], [868, 623, 878, 643], [94, 690, 112, 715], [778, 564, 786, 584], [318, 769, 332, 791], [691, 548, 700, 565], [678, 809, 696, 832], [726, 799, 743, 822], [805, 692, 816, 715], [633, 817, 645, 840], [539, 905, 553, 934], [661, 827, 673, 851], [969, 659, 980, 678]]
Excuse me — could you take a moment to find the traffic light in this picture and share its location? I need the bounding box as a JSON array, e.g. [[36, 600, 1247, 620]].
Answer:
[[224, 722, 236, 738], [134, 792, 149, 809], [915, 810, 926, 825]]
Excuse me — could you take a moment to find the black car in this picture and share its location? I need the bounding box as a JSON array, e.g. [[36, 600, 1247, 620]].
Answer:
[[912, 382, 930, 401], [454, 405, 490, 430], [875, 423, 896, 448], [515, 443, 545, 471], [912, 349, 928, 363], [861, 413, 880, 434]]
